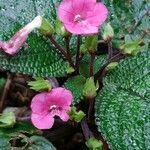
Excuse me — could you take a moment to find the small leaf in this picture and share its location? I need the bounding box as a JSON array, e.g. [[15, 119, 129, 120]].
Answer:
[[106, 62, 118, 71], [28, 77, 51, 92], [66, 66, 75, 74], [85, 137, 103, 150], [0, 112, 16, 128], [120, 40, 142, 55], [69, 107, 86, 123]]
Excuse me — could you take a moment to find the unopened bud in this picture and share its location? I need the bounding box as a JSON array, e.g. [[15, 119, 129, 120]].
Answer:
[[39, 18, 54, 36], [102, 23, 114, 41], [83, 77, 97, 98]]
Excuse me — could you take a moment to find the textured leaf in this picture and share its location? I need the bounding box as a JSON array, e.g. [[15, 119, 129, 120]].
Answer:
[[0, 121, 39, 137], [0, 0, 69, 77], [64, 75, 86, 105], [104, 0, 150, 46], [0, 137, 11, 150], [28, 136, 56, 150], [95, 50, 150, 150]]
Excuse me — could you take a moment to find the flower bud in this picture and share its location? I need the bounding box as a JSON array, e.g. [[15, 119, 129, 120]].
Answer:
[[84, 35, 98, 53], [0, 16, 42, 55], [83, 77, 97, 98], [102, 23, 114, 41], [38, 18, 54, 36], [55, 20, 71, 37]]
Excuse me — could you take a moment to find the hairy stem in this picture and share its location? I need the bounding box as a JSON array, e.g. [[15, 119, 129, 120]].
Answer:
[[87, 97, 95, 123], [108, 40, 113, 59], [94, 52, 125, 82], [81, 119, 93, 140], [48, 35, 75, 68], [65, 37, 75, 68], [89, 53, 95, 77], [0, 73, 13, 112], [75, 35, 81, 73]]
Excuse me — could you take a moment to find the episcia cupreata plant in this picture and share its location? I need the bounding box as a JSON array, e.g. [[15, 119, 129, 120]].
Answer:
[[0, 0, 149, 149]]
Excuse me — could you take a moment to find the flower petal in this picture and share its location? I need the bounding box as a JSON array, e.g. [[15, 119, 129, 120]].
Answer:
[[31, 92, 49, 115], [58, 110, 70, 122], [86, 3, 108, 26], [46, 88, 73, 109], [31, 113, 54, 129], [57, 0, 74, 24], [64, 21, 98, 35], [0, 16, 42, 55]]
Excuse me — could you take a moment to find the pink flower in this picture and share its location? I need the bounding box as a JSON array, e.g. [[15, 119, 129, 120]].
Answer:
[[31, 87, 73, 129], [0, 16, 42, 55], [57, 0, 108, 35]]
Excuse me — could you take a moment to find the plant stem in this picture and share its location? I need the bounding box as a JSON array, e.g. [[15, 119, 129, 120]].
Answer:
[[81, 119, 93, 140], [87, 97, 95, 123], [108, 40, 113, 59], [17, 116, 31, 121], [0, 73, 13, 112], [94, 52, 125, 82], [64, 37, 75, 68], [48, 35, 75, 68], [75, 35, 81, 73], [89, 53, 95, 77]]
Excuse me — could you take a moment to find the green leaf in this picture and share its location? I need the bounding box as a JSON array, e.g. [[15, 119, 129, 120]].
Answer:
[[69, 107, 86, 123], [0, 78, 6, 89], [0, 112, 16, 128], [64, 75, 86, 105], [0, 0, 69, 77], [104, 0, 149, 47], [28, 77, 52, 92], [84, 35, 98, 53], [95, 50, 150, 150], [28, 136, 56, 150], [0, 121, 40, 149], [85, 137, 103, 150], [0, 121, 39, 137], [0, 137, 11, 150]]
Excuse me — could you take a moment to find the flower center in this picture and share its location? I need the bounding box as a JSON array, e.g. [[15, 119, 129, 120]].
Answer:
[[74, 14, 83, 23], [49, 105, 61, 115]]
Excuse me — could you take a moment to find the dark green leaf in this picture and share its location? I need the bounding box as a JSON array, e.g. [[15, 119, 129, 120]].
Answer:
[[28, 136, 56, 150], [0, 0, 69, 77], [95, 50, 150, 150], [104, 0, 150, 47], [64, 75, 86, 105]]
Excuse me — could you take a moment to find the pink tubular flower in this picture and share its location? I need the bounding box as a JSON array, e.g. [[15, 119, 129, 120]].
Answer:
[[31, 87, 73, 129], [57, 0, 108, 35], [0, 16, 42, 55]]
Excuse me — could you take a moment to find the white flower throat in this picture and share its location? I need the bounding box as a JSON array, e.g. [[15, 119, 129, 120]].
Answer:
[[74, 14, 83, 23]]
